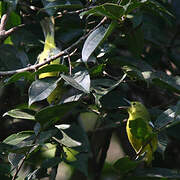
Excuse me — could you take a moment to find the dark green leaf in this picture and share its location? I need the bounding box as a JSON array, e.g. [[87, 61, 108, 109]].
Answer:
[[33, 64, 68, 77], [100, 90, 127, 109], [4, 72, 33, 85], [155, 106, 180, 130], [41, 0, 83, 16], [113, 156, 138, 174], [0, 45, 24, 71], [36, 129, 58, 145], [8, 153, 24, 167], [157, 131, 169, 157], [82, 21, 116, 62], [28, 78, 60, 106], [126, 27, 144, 57], [54, 127, 81, 147], [59, 123, 90, 153], [81, 3, 125, 20], [35, 102, 78, 127], [61, 71, 90, 93], [68, 153, 89, 176], [42, 157, 62, 168], [0, 143, 14, 153], [25, 168, 48, 180]]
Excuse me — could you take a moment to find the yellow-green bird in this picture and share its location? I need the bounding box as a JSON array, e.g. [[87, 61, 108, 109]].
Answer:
[[38, 16, 63, 105], [38, 16, 60, 79], [126, 101, 157, 165]]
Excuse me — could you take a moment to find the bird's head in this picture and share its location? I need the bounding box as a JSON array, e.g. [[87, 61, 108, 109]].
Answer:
[[127, 101, 147, 115]]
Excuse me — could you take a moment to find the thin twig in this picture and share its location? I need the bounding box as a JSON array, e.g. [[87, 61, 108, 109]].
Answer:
[[0, 16, 107, 76], [12, 132, 40, 180], [12, 154, 28, 180], [4, 24, 25, 37], [67, 54, 72, 76]]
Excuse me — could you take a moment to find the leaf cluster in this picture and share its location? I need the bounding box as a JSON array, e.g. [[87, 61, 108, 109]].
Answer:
[[0, 0, 180, 179]]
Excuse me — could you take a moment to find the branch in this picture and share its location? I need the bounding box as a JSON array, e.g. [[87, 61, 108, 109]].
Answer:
[[0, 12, 9, 32], [0, 10, 25, 43], [0, 17, 107, 76]]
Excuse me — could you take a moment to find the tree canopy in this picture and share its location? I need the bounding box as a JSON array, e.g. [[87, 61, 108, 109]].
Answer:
[[0, 0, 180, 179]]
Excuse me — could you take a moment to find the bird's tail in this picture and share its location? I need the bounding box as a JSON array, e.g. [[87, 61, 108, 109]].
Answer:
[[40, 16, 56, 50], [144, 135, 157, 166]]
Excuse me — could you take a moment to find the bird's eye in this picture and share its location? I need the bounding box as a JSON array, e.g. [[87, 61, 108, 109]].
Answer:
[[132, 102, 136, 106]]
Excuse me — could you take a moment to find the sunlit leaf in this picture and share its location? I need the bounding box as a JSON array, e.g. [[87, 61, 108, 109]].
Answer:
[[28, 78, 60, 106], [82, 21, 116, 62], [61, 71, 90, 93], [3, 109, 35, 120]]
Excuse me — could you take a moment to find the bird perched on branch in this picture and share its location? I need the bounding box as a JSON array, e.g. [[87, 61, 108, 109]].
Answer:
[[38, 16, 64, 105], [38, 16, 60, 79], [125, 100, 157, 165]]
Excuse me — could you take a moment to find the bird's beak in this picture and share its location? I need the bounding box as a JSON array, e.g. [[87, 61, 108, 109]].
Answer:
[[123, 98, 131, 105]]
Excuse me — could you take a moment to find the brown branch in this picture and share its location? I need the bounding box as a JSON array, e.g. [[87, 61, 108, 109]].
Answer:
[[0, 12, 9, 32], [0, 16, 107, 76], [0, 10, 25, 43], [4, 24, 25, 38]]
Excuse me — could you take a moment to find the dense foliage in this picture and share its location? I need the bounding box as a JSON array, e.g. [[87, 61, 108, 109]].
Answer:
[[0, 0, 180, 179]]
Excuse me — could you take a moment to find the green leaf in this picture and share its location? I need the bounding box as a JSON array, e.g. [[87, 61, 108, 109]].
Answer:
[[113, 156, 138, 174], [0, 45, 24, 71], [4, 72, 33, 85], [61, 70, 90, 93], [3, 131, 35, 154], [60, 123, 90, 153], [28, 78, 60, 106], [25, 168, 48, 180], [3, 109, 36, 120], [8, 153, 24, 167], [92, 74, 126, 106], [36, 129, 58, 145], [53, 127, 82, 147], [155, 106, 180, 130], [100, 90, 127, 109], [68, 153, 89, 176], [33, 64, 68, 77], [135, 167, 180, 179], [0, 143, 14, 153], [42, 157, 62, 168], [3, 131, 33, 145], [157, 131, 169, 157], [120, 57, 180, 93], [80, 3, 125, 20], [175, 100, 180, 119], [82, 21, 116, 62], [126, 27, 144, 57], [35, 102, 78, 128], [60, 92, 83, 104], [145, 0, 174, 19], [41, 0, 83, 16]]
